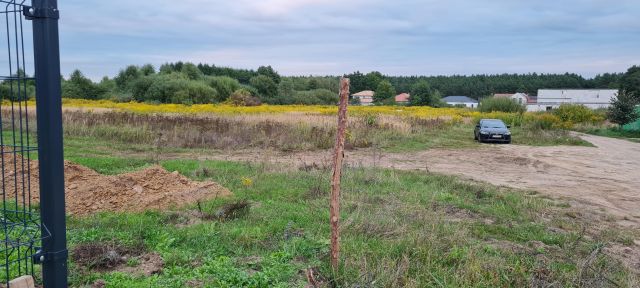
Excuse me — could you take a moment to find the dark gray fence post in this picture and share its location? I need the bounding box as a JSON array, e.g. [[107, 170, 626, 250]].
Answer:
[[29, 0, 67, 286]]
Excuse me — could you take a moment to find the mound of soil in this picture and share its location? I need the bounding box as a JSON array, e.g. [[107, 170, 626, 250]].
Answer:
[[2, 154, 232, 215]]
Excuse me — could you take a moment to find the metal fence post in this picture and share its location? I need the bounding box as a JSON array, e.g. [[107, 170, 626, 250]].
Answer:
[[29, 0, 67, 286]]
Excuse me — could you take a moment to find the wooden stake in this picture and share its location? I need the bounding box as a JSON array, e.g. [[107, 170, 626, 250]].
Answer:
[[330, 77, 349, 272]]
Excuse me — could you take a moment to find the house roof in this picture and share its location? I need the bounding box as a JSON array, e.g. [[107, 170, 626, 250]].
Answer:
[[493, 93, 514, 98], [527, 96, 538, 104], [352, 90, 375, 97], [395, 93, 410, 102], [442, 96, 478, 103]]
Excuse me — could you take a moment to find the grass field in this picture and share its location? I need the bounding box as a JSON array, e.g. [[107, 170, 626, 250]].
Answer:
[[581, 127, 640, 143], [2, 102, 633, 287], [64, 156, 636, 287]]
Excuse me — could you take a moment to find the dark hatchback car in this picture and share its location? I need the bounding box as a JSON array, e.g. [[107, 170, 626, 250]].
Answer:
[[474, 119, 512, 143]]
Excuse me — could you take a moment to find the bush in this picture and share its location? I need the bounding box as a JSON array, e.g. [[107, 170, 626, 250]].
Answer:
[[524, 113, 567, 130], [291, 89, 338, 105], [553, 104, 603, 124], [206, 76, 241, 102], [479, 97, 526, 113], [140, 74, 218, 104], [227, 89, 261, 106]]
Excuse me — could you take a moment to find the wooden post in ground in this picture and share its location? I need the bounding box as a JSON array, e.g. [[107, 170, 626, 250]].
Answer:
[[330, 77, 349, 272]]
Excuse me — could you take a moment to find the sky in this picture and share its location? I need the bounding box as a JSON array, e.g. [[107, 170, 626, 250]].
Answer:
[[49, 0, 640, 79]]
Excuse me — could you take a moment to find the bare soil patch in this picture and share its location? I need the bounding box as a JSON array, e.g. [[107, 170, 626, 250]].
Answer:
[[71, 242, 163, 276], [3, 155, 231, 215], [200, 134, 640, 228]]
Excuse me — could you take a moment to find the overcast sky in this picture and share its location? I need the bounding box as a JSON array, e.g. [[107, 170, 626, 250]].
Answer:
[[55, 0, 640, 79]]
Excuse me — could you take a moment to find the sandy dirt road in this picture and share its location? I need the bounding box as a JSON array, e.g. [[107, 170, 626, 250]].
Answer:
[[206, 133, 640, 227]]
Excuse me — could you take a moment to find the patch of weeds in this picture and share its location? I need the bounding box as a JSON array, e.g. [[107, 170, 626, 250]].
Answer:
[[197, 200, 250, 221], [71, 242, 143, 270], [194, 167, 215, 178]]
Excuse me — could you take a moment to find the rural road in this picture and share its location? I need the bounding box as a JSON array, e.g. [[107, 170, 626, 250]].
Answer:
[[209, 134, 640, 227]]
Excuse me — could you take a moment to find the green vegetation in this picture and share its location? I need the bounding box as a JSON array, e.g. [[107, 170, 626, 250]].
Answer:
[[478, 97, 526, 113], [581, 127, 640, 143], [608, 91, 639, 126], [409, 80, 443, 107], [7, 62, 633, 107], [373, 80, 396, 104], [347, 71, 623, 99], [60, 151, 635, 286]]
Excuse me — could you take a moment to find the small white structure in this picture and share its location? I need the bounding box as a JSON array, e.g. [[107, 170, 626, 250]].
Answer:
[[442, 96, 478, 108], [493, 93, 535, 104], [352, 90, 375, 106], [527, 89, 618, 112]]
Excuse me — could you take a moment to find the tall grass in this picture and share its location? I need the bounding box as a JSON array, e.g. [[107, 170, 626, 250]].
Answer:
[[61, 111, 451, 151]]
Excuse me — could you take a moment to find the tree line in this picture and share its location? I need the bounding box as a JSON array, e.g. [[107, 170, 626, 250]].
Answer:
[[0, 62, 636, 107]]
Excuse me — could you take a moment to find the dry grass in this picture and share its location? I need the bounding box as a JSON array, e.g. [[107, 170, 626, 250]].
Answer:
[[60, 110, 451, 151]]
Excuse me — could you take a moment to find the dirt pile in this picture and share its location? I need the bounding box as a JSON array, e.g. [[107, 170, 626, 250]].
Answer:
[[2, 154, 232, 215]]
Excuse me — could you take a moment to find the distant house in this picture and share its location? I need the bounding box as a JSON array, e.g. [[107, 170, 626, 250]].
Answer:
[[352, 90, 375, 106], [493, 92, 536, 105], [527, 89, 618, 112], [395, 93, 410, 104], [442, 96, 478, 108]]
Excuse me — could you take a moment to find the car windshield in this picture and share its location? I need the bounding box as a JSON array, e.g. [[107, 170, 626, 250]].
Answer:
[[482, 120, 506, 128]]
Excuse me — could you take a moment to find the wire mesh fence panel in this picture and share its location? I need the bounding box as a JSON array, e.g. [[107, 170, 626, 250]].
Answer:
[[0, 0, 47, 285]]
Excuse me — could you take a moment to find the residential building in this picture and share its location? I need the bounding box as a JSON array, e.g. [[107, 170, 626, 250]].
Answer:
[[352, 90, 375, 106], [395, 93, 410, 104], [527, 89, 618, 112], [442, 96, 478, 108]]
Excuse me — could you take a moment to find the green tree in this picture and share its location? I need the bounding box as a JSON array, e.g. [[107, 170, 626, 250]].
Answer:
[[206, 76, 241, 102], [608, 90, 639, 126], [250, 75, 278, 100], [114, 65, 141, 91], [365, 71, 384, 91], [374, 80, 395, 103], [181, 63, 203, 80], [620, 65, 640, 103], [278, 78, 296, 98], [409, 80, 442, 106], [63, 70, 103, 99], [257, 65, 281, 84], [140, 64, 156, 76]]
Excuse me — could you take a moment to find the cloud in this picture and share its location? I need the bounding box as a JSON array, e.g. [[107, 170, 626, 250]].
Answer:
[[44, 0, 640, 79]]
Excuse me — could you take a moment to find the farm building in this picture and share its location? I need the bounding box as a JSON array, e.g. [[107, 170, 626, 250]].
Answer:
[[352, 90, 375, 106], [493, 93, 537, 105], [395, 93, 410, 104], [527, 89, 618, 112], [442, 96, 478, 108]]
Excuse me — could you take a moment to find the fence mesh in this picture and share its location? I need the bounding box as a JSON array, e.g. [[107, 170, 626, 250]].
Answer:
[[0, 0, 47, 285]]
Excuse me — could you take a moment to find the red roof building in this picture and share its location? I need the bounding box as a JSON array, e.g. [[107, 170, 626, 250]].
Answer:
[[395, 93, 410, 104]]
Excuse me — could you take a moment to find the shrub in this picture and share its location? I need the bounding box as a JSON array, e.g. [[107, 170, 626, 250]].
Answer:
[[553, 104, 603, 124], [227, 89, 261, 106], [206, 76, 241, 102], [524, 113, 567, 130], [291, 89, 338, 105], [479, 97, 526, 113], [608, 91, 639, 126], [141, 74, 218, 104]]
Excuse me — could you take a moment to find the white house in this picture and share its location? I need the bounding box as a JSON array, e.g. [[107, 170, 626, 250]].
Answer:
[[442, 96, 478, 108], [493, 93, 536, 105], [527, 89, 618, 112], [352, 90, 375, 106]]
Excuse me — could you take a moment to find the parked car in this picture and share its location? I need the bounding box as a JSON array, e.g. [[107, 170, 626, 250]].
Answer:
[[474, 119, 511, 143]]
